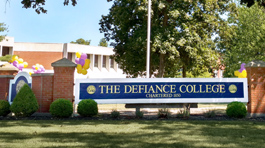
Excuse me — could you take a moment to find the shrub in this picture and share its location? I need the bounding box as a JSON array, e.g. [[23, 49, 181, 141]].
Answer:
[[111, 110, 120, 119], [77, 99, 98, 117], [0, 100, 10, 116], [49, 99, 73, 118], [203, 110, 216, 118], [176, 109, 190, 118], [226, 101, 247, 118], [10, 84, 39, 117], [135, 110, 144, 119], [157, 108, 171, 118]]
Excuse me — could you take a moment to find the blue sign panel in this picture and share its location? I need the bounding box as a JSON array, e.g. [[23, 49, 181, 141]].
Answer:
[[75, 78, 248, 104]]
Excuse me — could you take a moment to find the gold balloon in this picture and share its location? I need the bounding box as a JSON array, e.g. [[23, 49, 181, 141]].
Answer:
[[18, 58, 24, 64], [81, 69, 87, 75], [85, 59, 90, 64], [23, 62, 28, 68], [76, 52, 81, 58], [234, 71, 240, 77], [12, 55, 18, 61], [77, 69, 82, 74], [77, 64, 82, 71], [241, 70, 247, 78]]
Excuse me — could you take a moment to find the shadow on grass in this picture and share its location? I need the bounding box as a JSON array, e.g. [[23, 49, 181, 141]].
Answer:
[[0, 120, 264, 147]]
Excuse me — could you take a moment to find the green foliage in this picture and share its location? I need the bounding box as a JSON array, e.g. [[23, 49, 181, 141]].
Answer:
[[49, 99, 73, 118], [0, 100, 10, 116], [240, 0, 265, 7], [20, 0, 77, 14], [218, 3, 265, 77], [77, 99, 98, 117], [157, 108, 171, 118], [110, 110, 120, 119], [203, 110, 216, 118], [226, 101, 247, 118], [100, 0, 236, 77], [176, 109, 190, 119], [0, 23, 7, 42], [99, 38, 108, 47], [135, 110, 144, 119], [71, 38, 91, 45], [0, 55, 12, 62], [10, 84, 39, 117]]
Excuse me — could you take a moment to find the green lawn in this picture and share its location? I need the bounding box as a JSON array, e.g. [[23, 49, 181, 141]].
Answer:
[[0, 120, 264, 148]]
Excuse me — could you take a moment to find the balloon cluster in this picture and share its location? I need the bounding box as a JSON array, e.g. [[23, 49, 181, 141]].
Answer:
[[9, 55, 28, 71], [75, 52, 90, 75], [32, 64, 45, 74], [234, 63, 247, 78]]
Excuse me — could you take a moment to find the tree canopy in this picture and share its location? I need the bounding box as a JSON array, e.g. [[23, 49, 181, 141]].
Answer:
[[240, 0, 265, 7], [19, 0, 77, 14], [217, 3, 265, 77], [0, 23, 7, 42], [99, 38, 108, 47], [100, 0, 237, 77], [70, 38, 91, 45]]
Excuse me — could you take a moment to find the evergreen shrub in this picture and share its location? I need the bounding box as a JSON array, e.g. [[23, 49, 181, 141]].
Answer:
[[49, 99, 73, 118], [77, 99, 98, 117], [10, 84, 39, 117], [111, 110, 120, 119], [226, 101, 247, 118], [0, 100, 10, 116]]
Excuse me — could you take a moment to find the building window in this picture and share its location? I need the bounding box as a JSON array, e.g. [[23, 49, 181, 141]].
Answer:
[[94, 55, 98, 67], [103, 56, 106, 68], [2, 47, 10, 56], [67, 53, 73, 61], [87, 54, 90, 59], [110, 58, 114, 68]]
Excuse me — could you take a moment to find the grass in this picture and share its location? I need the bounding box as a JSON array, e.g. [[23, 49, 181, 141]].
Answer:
[[0, 120, 264, 148]]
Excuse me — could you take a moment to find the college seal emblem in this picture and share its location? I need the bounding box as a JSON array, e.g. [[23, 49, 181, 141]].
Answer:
[[229, 84, 237, 93], [87, 85, 96, 94]]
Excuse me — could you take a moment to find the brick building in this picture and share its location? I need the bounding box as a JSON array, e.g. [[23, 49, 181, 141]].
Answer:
[[0, 36, 126, 79]]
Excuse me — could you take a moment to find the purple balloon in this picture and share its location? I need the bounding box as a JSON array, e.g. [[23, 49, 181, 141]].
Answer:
[[32, 65, 36, 70], [238, 63, 246, 73], [79, 59, 85, 66], [18, 64, 24, 70], [13, 61, 18, 67], [42, 68, 45, 72], [33, 70, 37, 73], [75, 58, 80, 64], [37, 68, 42, 73], [80, 53, 87, 60]]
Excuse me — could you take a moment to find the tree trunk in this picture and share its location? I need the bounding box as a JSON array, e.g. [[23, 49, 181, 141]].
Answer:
[[158, 53, 165, 78], [182, 65, 187, 78]]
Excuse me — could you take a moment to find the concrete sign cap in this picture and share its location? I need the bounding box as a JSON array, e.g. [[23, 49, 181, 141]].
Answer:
[[0, 63, 19, 71], [245, 60, 265, 68], [51, 58, 77, 67]]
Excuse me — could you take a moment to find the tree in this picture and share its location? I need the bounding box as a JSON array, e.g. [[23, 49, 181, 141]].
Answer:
[[99, 38, 108, 47], [18, 0, 77, 14], [217, 3, 265, 77], [70, 38, 91, 45], [100, 0, 237, 77], [240, 0, 265, 7], [0, 23, 7, 42]]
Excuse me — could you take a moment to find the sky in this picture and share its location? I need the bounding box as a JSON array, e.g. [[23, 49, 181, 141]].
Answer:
[[0, 0, 113, 46]]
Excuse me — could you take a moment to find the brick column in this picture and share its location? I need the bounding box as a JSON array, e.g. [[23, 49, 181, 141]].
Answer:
[[246, 60, 265, 117], [32, 73, 54, 112], [0, 75, 15, 101], [51, 58, 76, 102], [0, 63, 18, 101]]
